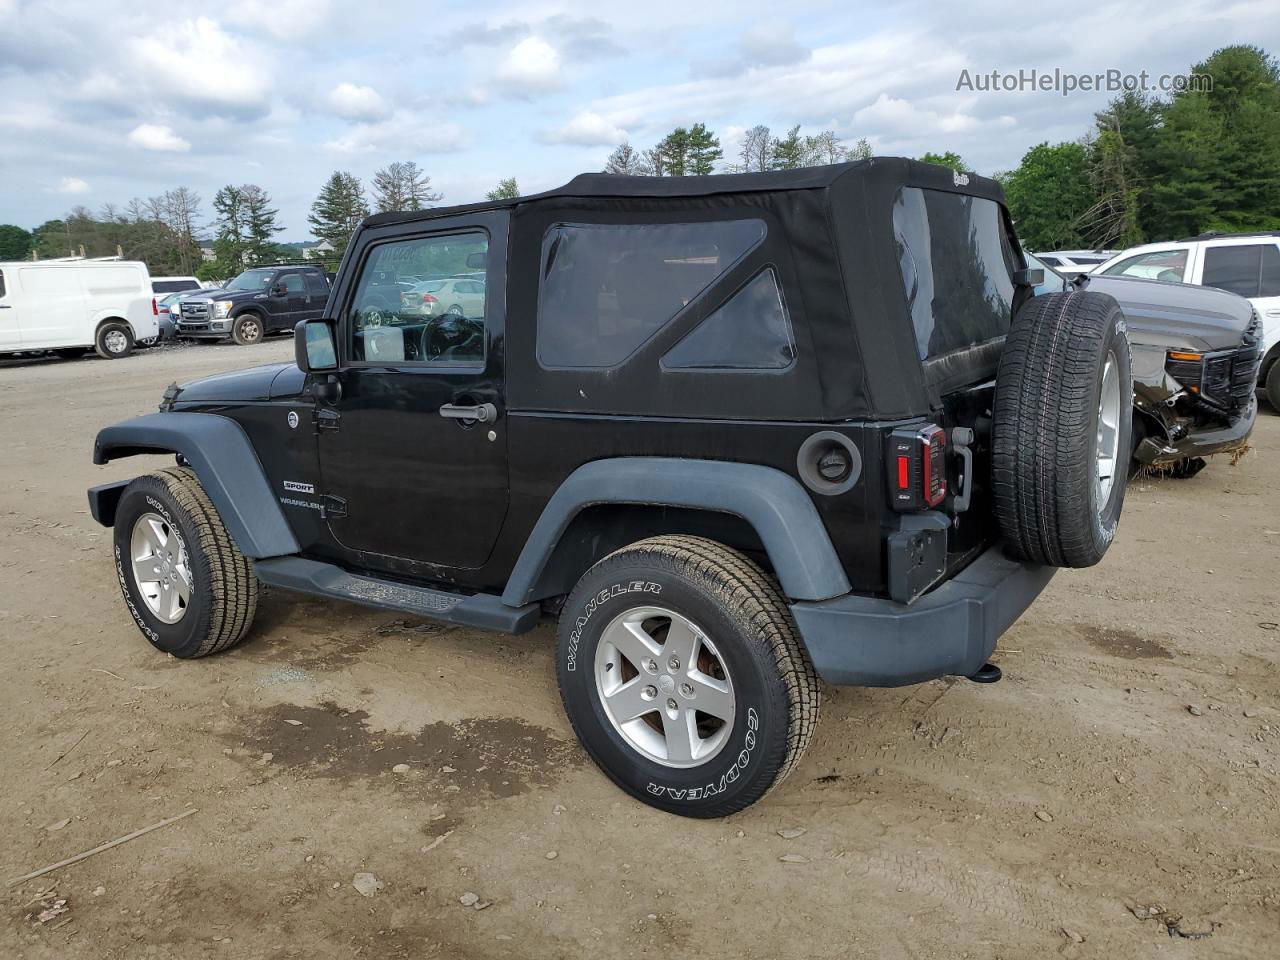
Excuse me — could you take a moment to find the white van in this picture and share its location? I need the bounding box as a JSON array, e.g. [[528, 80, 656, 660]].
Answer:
[[0, 260, 159, 359]]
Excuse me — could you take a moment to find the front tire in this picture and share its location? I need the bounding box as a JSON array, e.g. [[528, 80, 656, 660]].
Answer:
[[112, 467, 258, 658], [1265, 360, 1280, 414], [556, 536, 819, 818], [95, 322, 134, 359], [232, 313, 264, 345]]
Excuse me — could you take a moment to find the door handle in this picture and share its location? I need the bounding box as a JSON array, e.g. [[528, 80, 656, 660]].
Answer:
[[0, 305, 10, 309], [439, 402, 498, 423]]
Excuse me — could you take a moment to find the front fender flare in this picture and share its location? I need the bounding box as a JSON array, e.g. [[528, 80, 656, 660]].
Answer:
[[501, 458, 852, 606], [92, 411, 299, 558]]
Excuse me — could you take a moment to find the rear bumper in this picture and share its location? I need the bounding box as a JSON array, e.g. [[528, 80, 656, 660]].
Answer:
[[789, 545, 1055, 687]]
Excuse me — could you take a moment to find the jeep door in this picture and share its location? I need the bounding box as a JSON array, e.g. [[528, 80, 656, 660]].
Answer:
[[314, 213, 509, 570]]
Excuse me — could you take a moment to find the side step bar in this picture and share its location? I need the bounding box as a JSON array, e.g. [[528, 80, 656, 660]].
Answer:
[[254, 556, 541, 634]]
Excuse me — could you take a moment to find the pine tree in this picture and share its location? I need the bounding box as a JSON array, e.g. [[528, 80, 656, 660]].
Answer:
[[652, 128, 692, 176], [371, 161, 441, 213], [770, 126, 806, 169], [211, 185, 246, 273], [241, 185, 284, 265], [308, 172, 370, 256], [485, 178, 520, 200], [686, 123, 722, 175]]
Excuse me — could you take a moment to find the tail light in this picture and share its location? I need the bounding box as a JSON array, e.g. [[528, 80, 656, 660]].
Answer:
[[421, 293, 438, 304], [886, 424, 947, 512], [151, 298, 158, 316]]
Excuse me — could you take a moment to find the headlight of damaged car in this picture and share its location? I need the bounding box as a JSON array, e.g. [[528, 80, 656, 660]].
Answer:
[[214, 300, 234, 318]]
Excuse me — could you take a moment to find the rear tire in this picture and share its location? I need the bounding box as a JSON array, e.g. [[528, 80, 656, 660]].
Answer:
[[95, 322, 134, 359], [556, 536, 819, 818], [112, 467, 258, 658], [232, 313, 264, 346], [992, 291, 1133, 568]]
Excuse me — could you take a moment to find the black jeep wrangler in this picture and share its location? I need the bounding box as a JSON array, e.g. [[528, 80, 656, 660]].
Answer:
[[88, 159, 1133, 817], [176, 264, 331, 345]]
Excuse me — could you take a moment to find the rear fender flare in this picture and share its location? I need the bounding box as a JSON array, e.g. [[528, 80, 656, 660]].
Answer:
[[91, 411, 299, 558], [501, 458, 852, 606]]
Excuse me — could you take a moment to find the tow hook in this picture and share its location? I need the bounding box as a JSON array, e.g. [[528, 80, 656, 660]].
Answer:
[[967, 662, 1002, 683]]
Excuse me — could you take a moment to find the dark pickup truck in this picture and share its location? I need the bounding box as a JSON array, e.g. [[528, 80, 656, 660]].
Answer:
[[176, 264, 330, 345]]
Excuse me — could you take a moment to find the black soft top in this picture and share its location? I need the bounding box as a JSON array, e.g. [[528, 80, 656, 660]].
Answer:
[[358, 158, 1020, 422], [363, 158, 1007, 228]]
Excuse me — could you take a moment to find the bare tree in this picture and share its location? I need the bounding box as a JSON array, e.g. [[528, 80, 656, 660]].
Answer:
[[604, 141, 651, 175], [735, 125, 774, 173], [371, 161, 442, 212]]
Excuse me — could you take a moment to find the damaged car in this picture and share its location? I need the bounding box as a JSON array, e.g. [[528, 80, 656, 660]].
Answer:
[[1029, 254, 1260, 478]]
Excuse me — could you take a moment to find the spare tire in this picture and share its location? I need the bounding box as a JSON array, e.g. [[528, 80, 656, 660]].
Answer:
[[992, 291, 1132, 568]]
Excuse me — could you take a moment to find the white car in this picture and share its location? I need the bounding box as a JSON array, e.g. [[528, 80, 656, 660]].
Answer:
[[1096, 232, 1280, 410], [0, 260, 158, 359], [1032, 250, 1118, 278], [399, 276, 486, 318]]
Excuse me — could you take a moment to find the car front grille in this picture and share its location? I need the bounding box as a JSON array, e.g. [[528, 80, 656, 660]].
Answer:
[[180, 301, 211, 320], [1167, 315, 1262, 422]]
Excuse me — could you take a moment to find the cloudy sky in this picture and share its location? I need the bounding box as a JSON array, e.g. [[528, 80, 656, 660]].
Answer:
[[1, 0, 1275, 238]]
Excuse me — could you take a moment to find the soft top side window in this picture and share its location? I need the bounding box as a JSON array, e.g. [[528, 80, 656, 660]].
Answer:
[[662, 268, 795, 371], [537, 219, 766, 368]]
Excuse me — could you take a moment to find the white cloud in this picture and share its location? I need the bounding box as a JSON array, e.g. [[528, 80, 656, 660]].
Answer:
[[323, 112, 468, 154], [495, 36, 562, 95], [127, 123, 191, 152], [56, 177, 89, 194], [542, 110, 627, 147], [328, 82, 390, 122], [130, 17, 271, 113], [225, 0, 333, 38]]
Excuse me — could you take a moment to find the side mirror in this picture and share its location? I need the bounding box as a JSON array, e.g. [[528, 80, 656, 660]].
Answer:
[[1012, 268, 1045, 286], [271, 283, 288, 297], [295, 318, 338, 374], [465, 252, 486, 269]]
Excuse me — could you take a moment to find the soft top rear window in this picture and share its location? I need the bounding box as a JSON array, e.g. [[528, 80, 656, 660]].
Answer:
[[892, 187, 1015, 361]]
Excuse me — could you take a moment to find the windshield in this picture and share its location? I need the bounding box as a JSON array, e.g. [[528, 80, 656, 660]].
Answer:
[[224, 269, 275, 292]]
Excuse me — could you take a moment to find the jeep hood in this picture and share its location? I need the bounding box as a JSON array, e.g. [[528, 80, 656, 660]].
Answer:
[[1082, 275, 1254, 352], [174, 363, 306, 403]]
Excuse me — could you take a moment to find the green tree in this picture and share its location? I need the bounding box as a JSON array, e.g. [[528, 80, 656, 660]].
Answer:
[[1145, 45, 1280, 237], [241, 185, 284, 264], [308, 172, 370, 256], [918, 151, 968, 172], [485, 178, 520, 200], [686, 123, 722, 175], [211, 185, 246, 273], [1002, 142, 1094, 250], [770, 125, 806, 169], [0, 224, 32, 259], [651, 127, 692, 176]]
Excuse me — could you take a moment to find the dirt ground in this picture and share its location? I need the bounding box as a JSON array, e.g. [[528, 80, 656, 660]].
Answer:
[[2, 340, 1278, 960]]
